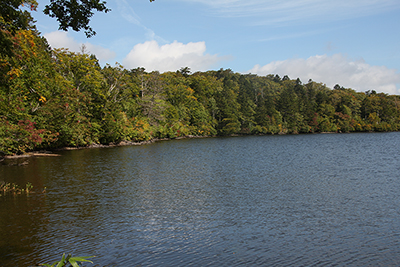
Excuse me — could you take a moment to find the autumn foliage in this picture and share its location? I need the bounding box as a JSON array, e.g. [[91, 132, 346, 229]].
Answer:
[[1, 27, 400, 155]]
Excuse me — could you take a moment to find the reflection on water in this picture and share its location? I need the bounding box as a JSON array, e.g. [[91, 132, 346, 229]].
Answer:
[[1, 132, 400, 266]]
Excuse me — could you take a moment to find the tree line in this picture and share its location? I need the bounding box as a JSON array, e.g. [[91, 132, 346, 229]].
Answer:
[[1, 28, 400, 155]]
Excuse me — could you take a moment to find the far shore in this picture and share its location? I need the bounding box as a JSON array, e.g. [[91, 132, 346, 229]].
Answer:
[[0, 130, 387, 161], [1, 135, 211, 160]]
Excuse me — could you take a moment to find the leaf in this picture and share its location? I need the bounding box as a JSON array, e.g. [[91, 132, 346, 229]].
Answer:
[[68, 260, 80, 267], [69, 256, 95, 263], [68, 256, 94, 267], [55, 253, 66, 267], [39, 259, 61, 267]]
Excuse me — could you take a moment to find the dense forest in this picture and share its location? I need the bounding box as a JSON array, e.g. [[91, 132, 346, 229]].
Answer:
[[1, 7, 400, 155]]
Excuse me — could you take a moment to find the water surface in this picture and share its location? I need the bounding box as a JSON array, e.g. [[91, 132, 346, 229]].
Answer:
[[1, 132, 400, 266]]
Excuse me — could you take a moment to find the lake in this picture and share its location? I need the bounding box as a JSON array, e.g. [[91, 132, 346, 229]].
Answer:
[[1, 132, 400, 266]]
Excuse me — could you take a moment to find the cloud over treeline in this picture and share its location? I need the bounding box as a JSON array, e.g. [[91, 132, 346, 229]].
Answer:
[[122, 40, 226, 72], [43, 32, 400, 95], [44, 31, 116, 61], [249, 54, 400, 94]]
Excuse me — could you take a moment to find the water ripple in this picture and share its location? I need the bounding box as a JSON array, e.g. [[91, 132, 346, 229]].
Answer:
[[1, 133, 400, 266]]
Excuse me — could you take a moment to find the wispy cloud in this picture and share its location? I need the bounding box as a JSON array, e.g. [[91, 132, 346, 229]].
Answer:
[[123, 40, 229, 72], [249, 54, 400, 94], [116, 0, 167, 43], [257, 29, 325, 42], [116, 0, 142, 25], [179, 0, 400, 25]]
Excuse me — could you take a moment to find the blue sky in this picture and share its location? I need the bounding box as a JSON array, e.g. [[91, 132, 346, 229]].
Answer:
[[32, 0, 400, 94]]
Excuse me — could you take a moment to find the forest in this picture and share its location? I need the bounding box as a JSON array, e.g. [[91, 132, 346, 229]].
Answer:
[[1, 4, 400, 155]]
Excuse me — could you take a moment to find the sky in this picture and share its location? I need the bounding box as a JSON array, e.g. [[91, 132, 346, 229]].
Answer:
[[31, 0, 400, 94]]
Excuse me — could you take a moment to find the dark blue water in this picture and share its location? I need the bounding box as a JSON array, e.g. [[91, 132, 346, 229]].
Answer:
[[1, 132, 400, 266]]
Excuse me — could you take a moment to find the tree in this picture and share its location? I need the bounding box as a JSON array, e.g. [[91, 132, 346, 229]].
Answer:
[[137, 71, 167, 125], [43, 0, 156, 37], [214, 70, 241, 135], [0, 0, 38, 57], [237, 75, 256, 133], [178, 67, 191, 77], [273, 74, 281, 83], [3, 0, 155, 39], [43, 0, 111, 37], [0, 28, 61, 153]]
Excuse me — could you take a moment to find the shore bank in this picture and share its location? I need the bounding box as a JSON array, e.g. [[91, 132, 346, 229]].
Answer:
[[0, 131, 388, 161], [1, 135, 211, 161]]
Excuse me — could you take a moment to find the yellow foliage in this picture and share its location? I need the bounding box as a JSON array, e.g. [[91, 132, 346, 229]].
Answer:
[[186, 87, 195, 94], [7, 68, 22, 78]]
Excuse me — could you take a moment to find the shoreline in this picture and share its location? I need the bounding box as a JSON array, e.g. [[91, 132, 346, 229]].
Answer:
[[1, 135, 211, 160], [0, 130, 393, 160], [54, 134, 211, 151]]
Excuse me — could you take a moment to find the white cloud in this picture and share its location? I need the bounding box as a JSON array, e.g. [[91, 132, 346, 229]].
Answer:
[[249, 54, 400, 94], [123, 40, 228, 72], [44, 31, 116, 62]]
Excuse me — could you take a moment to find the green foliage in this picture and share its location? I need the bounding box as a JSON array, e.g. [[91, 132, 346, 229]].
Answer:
[[43, 0, 110, 37], [0, 118, 58, 154], [39, 253, 94, 267], [0, 0, 37, 57], [1, 0, 155, 40], [1, 25, 400, 154], [0, 181, 33, 196]]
